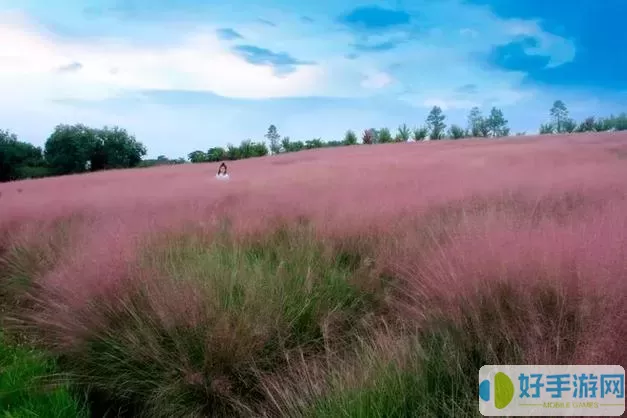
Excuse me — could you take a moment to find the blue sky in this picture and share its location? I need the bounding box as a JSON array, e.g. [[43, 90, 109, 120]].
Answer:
[[0, 0, 625, 158]]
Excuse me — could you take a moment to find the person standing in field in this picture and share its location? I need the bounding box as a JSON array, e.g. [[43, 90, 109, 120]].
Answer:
[[216, 162, 230, 180]]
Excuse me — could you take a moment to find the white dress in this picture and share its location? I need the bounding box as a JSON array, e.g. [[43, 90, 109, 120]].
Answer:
[[216, 173, 230, 180]]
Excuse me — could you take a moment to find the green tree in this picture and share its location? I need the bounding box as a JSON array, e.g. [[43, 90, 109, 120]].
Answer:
[[377, 128, 393, 143], [343, 130, 358, 146], [44, 124, 100, 175], [562, 118, 577, 133], [207, 147, 227, 162], [93, 126, 146, 169], [250, 141, 269, 157], [281, 137, 292, 153], [412, 127, 428, 141], [305, 138, 324, 149], [188, 150, 208, 163], [550, 100, 569, 133], [0, 130, 48, 182], [486, 107, 509, 137], [539, 123, 554, 134], [448, 124, 466, 139], [326, 140, 343, 147], [396, 124, 411, 142], [594, 117, 613, 132], [467, 107, 486, 137], [226, 143, 242, 160], [265, 125, 281, 155], [426, 106, 447, 140], [613, 113, 627, 131]]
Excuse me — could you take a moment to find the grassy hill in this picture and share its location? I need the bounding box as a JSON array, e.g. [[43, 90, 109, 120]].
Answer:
[[1, 132, 626, 417]]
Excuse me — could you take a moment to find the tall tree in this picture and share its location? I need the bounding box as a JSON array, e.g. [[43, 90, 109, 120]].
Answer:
[[550, 100, 569, 133], [265, 124, 281, 155], [486, 107, 509, 137], [426, 106, 446, 140], [467, 107, 486, 137]]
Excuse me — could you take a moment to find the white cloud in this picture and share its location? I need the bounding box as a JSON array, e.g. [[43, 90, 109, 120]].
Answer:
[[0, 12, 335, 103], [501, 19, 576, 68]]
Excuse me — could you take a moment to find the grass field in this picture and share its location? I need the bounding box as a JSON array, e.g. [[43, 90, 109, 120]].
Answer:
[[1, 132, 626, 417]]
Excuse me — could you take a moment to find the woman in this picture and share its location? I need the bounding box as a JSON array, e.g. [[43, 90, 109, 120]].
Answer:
[[216, 162, 230, 180]]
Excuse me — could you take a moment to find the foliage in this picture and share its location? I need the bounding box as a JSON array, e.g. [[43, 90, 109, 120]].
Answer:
[[426, 106, 446, 140], [0, 333, 89, 417], [43, 124, 146, 176], [343, 130, 358, 146], [577, 117, 596, 133], [265, 125, 281, 155], [412, 126, 428, 141], [467, 107, 486, 138], [448, 124, 466, 139], [395, 124, 411, 142], [0, 130, 48, 182], [377, 128, 393, 144], [550, 100, 569, 133], [485, 107, 510, 137], [539, 123, 554, 134], [562, 118, 577, 133]]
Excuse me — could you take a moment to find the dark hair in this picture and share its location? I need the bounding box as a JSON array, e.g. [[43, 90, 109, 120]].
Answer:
[[217, 162, 227, 175]]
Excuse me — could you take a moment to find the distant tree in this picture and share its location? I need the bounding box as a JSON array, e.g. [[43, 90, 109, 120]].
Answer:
[[539, 123, 554, 134], [576, 117, 596, 133], [281, 137, 292, 153], [594, 117, 613, 132], [343, 130, 358, 145], [305, 138, 324, 149], [207, 147, 227, 162], [377, 128, 393, 143], [485, 107, 509, 137], [265, 124, 281, 155], [362, 129, 375, 145], [326, 140, 344, 147], [516, 132, 527, 136], [188, 150, 208, 163], [550, 100, 569, 133], [562, 118, 577, 133], [0, 129, 48, 182], [44, 124, 100, 175], [467, 107, 486, 137], [426, 106, 447, 140], [613, 113, 627, 131], [412, 126, 429, 141], [448, 124, 466, 139], [250, 141, 269, 157], [226, 143, 242, 160], [396, 124, 411, 142], [93, 126, 146, 170]]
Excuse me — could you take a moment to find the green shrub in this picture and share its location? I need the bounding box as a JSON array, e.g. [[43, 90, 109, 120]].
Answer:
[[57, 223, 386, 417]]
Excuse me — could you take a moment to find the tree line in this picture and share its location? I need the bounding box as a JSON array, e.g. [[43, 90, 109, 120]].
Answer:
[[2, 101, 626, 182]]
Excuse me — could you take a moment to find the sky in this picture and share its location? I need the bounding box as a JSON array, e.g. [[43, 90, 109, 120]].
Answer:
[[0, 0, 625, 158]]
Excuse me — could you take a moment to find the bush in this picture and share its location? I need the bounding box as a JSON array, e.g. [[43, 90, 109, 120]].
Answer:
[[49, 223, 386, 417]]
